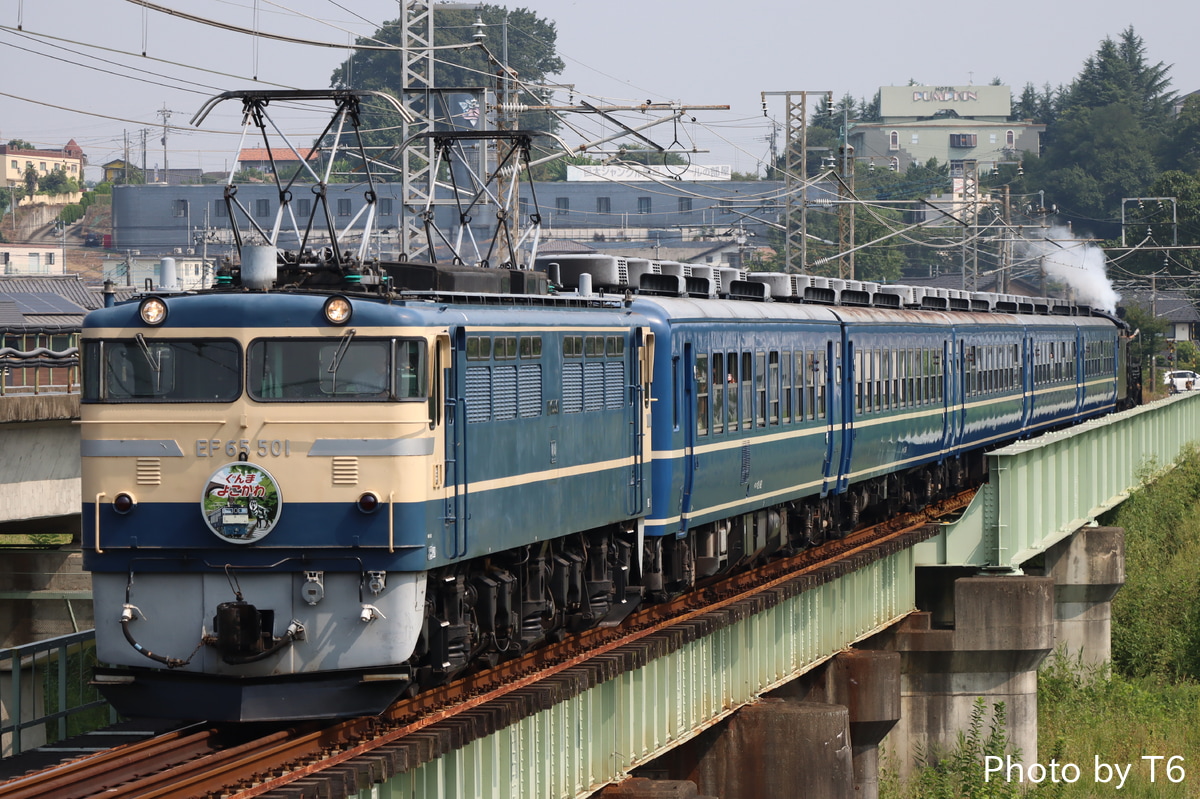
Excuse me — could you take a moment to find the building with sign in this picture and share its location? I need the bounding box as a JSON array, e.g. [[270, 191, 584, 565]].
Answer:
[[848, 85, 1043, 174]]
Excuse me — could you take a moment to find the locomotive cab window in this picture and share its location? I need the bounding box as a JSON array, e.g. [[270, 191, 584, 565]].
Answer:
[[247, 337, 426, 402], [82, 338, 240, 403]]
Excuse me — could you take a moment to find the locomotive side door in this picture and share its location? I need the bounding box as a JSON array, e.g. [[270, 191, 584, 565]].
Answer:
[[632, 327, 654, 519], [440, 329, 468, 560]]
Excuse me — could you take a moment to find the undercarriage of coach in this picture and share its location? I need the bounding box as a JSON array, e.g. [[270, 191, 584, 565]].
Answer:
[[641, 452, 985, 602]]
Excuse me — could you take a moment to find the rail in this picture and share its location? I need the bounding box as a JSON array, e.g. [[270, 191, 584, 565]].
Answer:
[[0, 630, 114, 757]]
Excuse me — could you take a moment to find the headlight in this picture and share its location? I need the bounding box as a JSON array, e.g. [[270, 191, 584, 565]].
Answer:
[[139, 297, 168, 325], [324, 296, 352, 325], [356, 492, 380, 514], [113, 493, 136, 514]]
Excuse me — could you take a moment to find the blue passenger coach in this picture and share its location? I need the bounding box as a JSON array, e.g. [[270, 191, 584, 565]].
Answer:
[[632, 297, 1123, 595]]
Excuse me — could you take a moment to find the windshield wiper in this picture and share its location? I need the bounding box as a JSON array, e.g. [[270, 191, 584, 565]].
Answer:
[[135, 334, 161, 372], [328, 328, 357, 373]]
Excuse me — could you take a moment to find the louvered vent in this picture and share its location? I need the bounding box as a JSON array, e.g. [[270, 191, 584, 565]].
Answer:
[[563, 362, 583, 414], [604, 362, 625, 409], [492, 365, 517, 420], [135, 458, 161, 485], [518, 364, 542, 417], [466, 366, 492, 423], [332, 456, 359, 485]]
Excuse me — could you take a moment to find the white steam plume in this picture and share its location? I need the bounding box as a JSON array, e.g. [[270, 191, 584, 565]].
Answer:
[[1017, 225, 1120, 312]]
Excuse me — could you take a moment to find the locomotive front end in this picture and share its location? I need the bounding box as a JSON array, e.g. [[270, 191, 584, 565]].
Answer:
[[82, 291, 439, 721]]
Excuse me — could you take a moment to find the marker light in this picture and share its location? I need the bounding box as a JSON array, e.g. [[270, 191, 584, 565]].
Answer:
[[113, 493, 136, 514], [324, 296, 352, 325], [356, 492, 380, 514], [139, 297, 168, 326]]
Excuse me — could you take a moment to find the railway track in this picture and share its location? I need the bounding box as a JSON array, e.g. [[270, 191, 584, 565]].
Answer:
[[1, 492, 970, 799]]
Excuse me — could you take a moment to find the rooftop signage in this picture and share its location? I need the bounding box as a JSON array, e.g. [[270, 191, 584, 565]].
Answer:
[[880, 85, 1011, 118], [568, 164, 731, 182]]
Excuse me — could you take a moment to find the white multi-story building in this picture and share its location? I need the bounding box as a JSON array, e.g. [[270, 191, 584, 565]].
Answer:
[[849, 85, 1043, 174]]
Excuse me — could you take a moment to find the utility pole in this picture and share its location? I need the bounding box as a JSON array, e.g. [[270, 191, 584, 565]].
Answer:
[[762, 90, 830, 273], [1151, 273, 1158, 389], [1000, 184, 1011, 293], [158, 104, 173, 184], [837, 104, 855, 279]]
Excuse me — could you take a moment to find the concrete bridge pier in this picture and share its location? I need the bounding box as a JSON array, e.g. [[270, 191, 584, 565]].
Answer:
[[872, 575, 1055, 781], [637, 649, 900, 799], [1036, 526, 1126, 667]]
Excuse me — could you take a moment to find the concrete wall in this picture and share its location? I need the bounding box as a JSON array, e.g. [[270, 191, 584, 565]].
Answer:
[[0, 421, 80, 526]]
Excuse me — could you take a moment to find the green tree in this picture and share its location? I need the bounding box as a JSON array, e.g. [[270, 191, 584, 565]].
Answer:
[[1039, 103, 1158, 238], [328, 6, 564, 156], [1162, 93, 1200, 173], [6, 138, 34, 150], [527, 153, 600, 182], [1034, 28, 1175, 239], [1011, 82, 1063, 124], [39, 167, 77, 195], [1118, 301, 1168, 375], [23, 163, 38, 199]]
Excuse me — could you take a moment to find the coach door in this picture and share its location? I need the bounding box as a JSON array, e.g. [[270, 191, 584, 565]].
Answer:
[[822, 338, 845, 495]]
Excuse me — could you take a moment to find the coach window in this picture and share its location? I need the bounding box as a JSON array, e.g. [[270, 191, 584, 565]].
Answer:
[[768, 351, 780, 425], [727, 352, 741, 431], [742, 352, 754, 428], [907, 349, 916, 406], [721, 353, 738, 430], [887, 349, 897, 409], [874, 349, 883, 410], [861, 349, 871, 414], [712, 352, 726, 434], [854, 348, 864, 415], [915, 350, 924, 405], [696, 353, 710, 436], [756, 352, 767, 427], [815, 350, 827, 419], [801, 351, 812, 420], [781, 351, 793, 423]]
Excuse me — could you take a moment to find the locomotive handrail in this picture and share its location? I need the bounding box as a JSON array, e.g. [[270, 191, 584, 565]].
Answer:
[[388, 490, 395, 554], [94, 491, 106, 554]]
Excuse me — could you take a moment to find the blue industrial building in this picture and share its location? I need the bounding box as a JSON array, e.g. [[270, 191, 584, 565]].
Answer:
[[109, 180, 790, 257]]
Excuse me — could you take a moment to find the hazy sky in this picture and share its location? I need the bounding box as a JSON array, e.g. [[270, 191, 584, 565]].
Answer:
[[2, 0, 1195, 180]]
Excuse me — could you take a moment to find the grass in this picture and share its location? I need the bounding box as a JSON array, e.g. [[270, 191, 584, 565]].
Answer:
[[1036, 654, 1200, 798]]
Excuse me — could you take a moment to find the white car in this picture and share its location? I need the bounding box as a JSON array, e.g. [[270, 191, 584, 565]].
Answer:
[[1163, 370, 1200, 392]]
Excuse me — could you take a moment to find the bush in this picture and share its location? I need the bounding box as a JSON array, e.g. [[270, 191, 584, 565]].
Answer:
[[1106, 446, 1200, 678], [60, 203, 84, 224]]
